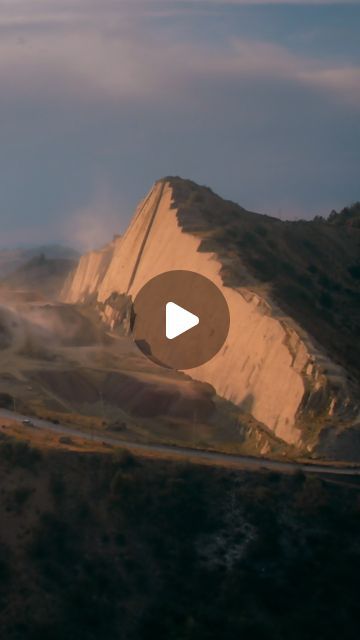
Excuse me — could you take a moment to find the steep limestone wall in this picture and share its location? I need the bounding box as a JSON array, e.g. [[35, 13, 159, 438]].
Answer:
[[98, 182, 306, 443], [98, 183, 166, 302], [63, 180, 350, 444], [62, 241, 117, 304]]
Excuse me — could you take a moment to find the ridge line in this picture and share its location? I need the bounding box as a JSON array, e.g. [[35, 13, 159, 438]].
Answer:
[[126, 180, 167, 294]]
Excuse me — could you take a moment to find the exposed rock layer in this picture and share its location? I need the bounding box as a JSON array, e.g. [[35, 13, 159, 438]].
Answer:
[[62, 180, 356, 444]]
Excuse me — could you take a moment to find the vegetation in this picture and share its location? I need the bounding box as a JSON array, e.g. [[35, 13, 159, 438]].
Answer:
[[328, 202, 360, 228], [170, 178, 360, 383], [0, 433, 41, 469], [0, 392, 13, 408], [0, 441, 360, 639]]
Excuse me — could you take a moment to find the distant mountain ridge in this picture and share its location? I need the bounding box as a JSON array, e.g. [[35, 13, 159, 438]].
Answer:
[[0, 245, 79, 278]]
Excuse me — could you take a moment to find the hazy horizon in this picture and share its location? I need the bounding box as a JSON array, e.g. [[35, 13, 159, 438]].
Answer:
[[0, 179, 357, 254], [1, 0, 359, 250]]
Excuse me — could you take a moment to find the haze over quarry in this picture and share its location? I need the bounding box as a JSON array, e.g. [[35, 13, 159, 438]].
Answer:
[[1, 0, 359, 248]]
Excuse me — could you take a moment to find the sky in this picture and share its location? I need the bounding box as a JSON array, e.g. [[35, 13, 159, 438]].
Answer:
[[0, 0, 359, 249]]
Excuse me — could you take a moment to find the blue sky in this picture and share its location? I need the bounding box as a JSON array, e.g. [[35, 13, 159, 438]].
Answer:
[[0, 0, 359, 248]]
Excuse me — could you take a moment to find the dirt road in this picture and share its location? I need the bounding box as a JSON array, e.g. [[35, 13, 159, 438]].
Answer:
[[1, 408, 359, 476]]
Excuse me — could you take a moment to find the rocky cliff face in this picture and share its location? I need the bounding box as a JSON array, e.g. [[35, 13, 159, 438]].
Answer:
[[62, 238, 118, 304], [62, 179, 357, 446]]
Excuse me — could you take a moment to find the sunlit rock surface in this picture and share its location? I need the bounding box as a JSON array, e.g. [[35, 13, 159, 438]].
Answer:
[[62, 179, 356, 444]]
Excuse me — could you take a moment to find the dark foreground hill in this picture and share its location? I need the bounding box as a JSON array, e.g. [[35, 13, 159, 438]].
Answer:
[[327, 202, 360, 228], [0, 437, 359, 640]]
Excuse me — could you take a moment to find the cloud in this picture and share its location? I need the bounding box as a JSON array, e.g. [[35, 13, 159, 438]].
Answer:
[[0, 0, 359, 245], [60, 186, 127, 251], [299, 67, 360, 104], [0, 4, 359, 110], [0, 6, 355, 119]]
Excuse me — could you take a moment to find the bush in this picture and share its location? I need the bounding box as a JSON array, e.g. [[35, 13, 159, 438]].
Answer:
[[0, 438, 41, 469], [0, 393, 13, 409], [110, 470, 125, 497], [294, 476, 327, 513], [188, 191, 204, 204], [254, 224, 268, 237], [238, 230, 259, 247], [28, 513, 78, 568], [14, 486, 33, 509], [348, 263, 360, 279], [307, 264, 318, 275], [320, 291, 333, 309], [49, 473, 66, 502], [0, 543, 11, 587], [112, 449, 137, 469]]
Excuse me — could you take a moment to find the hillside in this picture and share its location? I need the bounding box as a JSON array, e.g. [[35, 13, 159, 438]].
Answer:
[[327, 202, 360, 228], [0, 297, 271, 460], [1, 254, 77, 299], [0, 435, 359, 640], [0, 245, 79, 278], [168, 179, 360, 383], [62, 178, 359, 455]]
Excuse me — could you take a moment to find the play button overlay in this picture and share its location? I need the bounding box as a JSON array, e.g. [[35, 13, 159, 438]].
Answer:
[[132, 270, 230, 370], [166, 302, 199, 340]]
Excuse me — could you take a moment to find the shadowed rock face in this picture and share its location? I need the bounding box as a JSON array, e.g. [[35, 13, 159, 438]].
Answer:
[[62, 178, 358, 445]]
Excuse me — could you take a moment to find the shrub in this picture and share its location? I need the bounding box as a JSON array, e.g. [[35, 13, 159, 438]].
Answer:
[[0, 393, 13, 409], [110, 470, 124, 497], [49, 473, 66, 502], [320, 291, 333, 309], [0, 543, 11, 587], [112, 449, 137, 469], [307, 263, 318, 274], [0, 438, 41, 469], [294, 476, 327, 513], [14, 486, 33, 508], [239, 230, 259, 247], [348, 263, 360, 279], [188, 191, 204, 205], [254, 225, 268, 237]]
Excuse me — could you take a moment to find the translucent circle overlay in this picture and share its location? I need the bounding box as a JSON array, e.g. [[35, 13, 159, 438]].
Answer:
[[132, 270, 230, 370]]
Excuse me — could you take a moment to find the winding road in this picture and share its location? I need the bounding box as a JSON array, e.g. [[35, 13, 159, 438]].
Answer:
[[1, 408, 360, 477]]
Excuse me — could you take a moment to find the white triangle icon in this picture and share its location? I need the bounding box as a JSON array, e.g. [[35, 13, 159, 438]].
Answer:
[[166, 302, 199, 340]]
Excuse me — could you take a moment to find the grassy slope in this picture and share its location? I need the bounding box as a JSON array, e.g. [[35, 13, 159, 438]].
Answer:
[[167, 178, 360, 384], [0, 434, 360, 640]]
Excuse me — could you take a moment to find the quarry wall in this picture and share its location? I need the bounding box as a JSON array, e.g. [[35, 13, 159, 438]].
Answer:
[[63, 241, 117, 304], [62, 180, 349, 444]]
